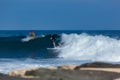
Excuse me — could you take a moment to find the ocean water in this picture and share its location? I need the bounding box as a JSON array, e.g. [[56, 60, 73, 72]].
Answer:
[[0, 30, 120, 74]]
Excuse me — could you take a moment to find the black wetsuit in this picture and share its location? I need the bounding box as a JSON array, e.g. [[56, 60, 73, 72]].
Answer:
[[51, 35, 56, 42]]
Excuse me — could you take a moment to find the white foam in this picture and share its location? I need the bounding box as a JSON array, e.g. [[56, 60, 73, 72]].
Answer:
[[0, 59, 50, 74], [21, 35, 45, 42], [21, 36, 34, 42], [57, 33, 120, 62], [0, 58, 89, 74]]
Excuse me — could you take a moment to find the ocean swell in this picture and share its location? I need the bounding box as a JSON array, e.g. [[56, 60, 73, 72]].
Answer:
[[0, 34, 60, 58]]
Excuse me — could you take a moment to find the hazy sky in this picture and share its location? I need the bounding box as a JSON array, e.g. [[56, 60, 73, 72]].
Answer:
[[0, 0, 120, 30]]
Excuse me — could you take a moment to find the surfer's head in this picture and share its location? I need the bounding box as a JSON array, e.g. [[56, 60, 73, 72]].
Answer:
[[29, 31, 35, 38]]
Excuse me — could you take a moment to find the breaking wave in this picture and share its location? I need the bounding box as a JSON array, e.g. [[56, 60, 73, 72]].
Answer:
[[0, 32, 120, 62], [57, 33, 120, 62]]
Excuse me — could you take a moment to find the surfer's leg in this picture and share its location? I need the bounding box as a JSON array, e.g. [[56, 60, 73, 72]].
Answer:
[[53, 42, 56, 48]]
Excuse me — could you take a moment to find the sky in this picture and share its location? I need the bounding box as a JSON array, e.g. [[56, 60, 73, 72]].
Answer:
[[0, 0, 120, 30]]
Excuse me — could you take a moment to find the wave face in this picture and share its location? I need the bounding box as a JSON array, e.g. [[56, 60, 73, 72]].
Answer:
[[57, 33, 120, 62], [0, 34, 60, 58]]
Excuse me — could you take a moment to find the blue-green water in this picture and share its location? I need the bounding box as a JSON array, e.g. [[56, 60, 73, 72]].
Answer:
[[0, 30, 120, 74]]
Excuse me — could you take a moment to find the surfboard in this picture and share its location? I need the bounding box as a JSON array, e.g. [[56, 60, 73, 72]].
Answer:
[[47, 48, 57, 50], [47, 47, 59, 54]]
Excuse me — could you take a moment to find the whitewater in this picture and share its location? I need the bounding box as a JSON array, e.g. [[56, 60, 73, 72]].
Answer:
[[57, 33, 120, 62], [0, 31, 120, 74]]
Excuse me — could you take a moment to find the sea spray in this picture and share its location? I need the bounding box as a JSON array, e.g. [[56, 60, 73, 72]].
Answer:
[[57, 33, 120, 62]]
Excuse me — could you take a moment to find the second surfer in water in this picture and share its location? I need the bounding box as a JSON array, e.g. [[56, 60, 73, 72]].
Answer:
[[29, 31, 35, 38]]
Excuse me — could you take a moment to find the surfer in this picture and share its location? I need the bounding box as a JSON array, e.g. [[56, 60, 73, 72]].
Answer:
[[29, 31, 35, 38], [50, 34, 56, 48]]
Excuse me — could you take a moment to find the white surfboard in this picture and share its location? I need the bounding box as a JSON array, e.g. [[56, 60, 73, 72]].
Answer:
[[47, 47, 57, 50]]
